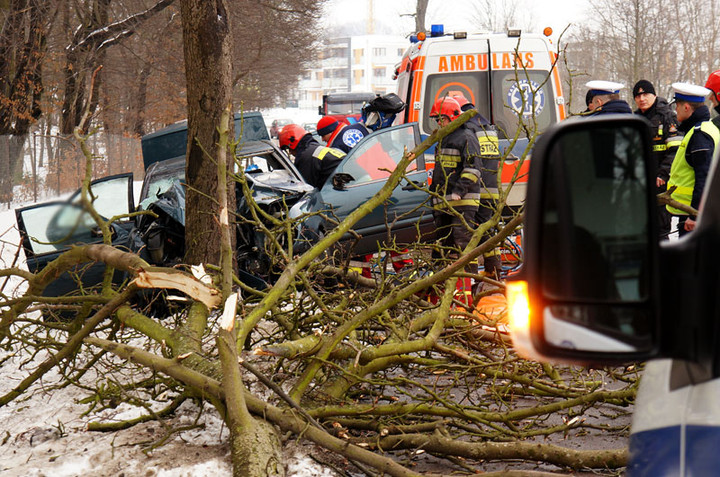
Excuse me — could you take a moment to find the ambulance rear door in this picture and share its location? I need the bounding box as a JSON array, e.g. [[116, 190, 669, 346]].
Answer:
[[486, 36, 564, 141], [414, 37, 491, 136], [486, 35, 565, 206]]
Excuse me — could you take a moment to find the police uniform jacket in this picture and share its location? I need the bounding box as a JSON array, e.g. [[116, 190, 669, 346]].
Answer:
[[329, 123, 370, 153], [431, 125, 483, 210], [634, 97, 679, 182], [668, 105, 719, 215], [590, 99, 633, 115], [293, 134, 346, 188]]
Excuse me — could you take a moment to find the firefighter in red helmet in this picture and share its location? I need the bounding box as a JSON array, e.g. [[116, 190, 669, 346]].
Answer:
[[279, 124, 345, 188], [449, 93, 502, 280], [705, 70, 720, 130], [429, 96, 485, 293]]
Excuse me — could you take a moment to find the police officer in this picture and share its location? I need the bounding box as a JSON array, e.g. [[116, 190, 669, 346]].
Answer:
[[632, 79, 679, 239], [705, 70, 720, 130], [279, 124, 345, 188], [316, 116, 369, 153], [585, 81, 633, 114], [429, 96, 483, 255], [449, 94, 502, 279], [666, 83, 720, 236]]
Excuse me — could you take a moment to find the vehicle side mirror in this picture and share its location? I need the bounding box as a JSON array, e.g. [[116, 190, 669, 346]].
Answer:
[[508, 115, 661, 366], [332, 172, 355, 191]]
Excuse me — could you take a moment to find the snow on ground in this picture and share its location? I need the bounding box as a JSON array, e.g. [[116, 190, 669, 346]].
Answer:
[[0, 187, 337, 476]]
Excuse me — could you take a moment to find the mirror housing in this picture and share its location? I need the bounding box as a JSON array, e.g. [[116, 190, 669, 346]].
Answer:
[[332, 172, 355, 191], [509, 115, 662, 366]]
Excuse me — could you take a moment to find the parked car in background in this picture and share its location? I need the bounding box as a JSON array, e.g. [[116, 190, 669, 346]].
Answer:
[[302, 122, 322, 143], [268, 118, 293, 138]]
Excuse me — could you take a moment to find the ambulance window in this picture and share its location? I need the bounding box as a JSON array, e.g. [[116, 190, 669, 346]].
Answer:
[[422, 73, 490, 134], [491, 71, 557, 139]]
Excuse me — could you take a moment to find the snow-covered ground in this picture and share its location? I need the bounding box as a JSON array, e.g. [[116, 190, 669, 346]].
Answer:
[[0, 188, 335, 477]]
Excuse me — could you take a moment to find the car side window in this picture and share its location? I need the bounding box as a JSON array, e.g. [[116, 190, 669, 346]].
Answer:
[[334, 125, 418, 186], [86, 177, 132, 220], [20, 203, 96, 255]]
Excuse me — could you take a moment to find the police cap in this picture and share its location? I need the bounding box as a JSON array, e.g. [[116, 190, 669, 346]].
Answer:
[[585, 80, 625, 95], [671, 82, 711, 103]]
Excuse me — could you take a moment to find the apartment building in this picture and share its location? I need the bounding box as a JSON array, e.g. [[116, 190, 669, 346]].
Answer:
[[297, 34, 408, 110]]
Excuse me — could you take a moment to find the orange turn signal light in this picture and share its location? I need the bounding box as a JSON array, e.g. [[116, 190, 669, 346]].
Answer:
[[506, 280, 531, 333], [417, 31, 426, 41], [543, 27, 553, 37]]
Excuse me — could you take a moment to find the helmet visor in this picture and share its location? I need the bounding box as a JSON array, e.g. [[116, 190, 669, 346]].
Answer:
[[366, 111, 380, 129]]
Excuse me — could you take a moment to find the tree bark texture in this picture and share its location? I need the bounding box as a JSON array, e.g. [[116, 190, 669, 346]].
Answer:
[[0, 0, 49, 203], [414, 0, 428, 33], [179, 0, 236, 267]]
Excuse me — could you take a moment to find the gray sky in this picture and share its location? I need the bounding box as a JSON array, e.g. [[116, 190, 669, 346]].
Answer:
[[324, 0, 589, 42]]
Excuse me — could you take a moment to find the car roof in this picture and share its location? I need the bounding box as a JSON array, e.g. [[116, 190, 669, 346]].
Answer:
[[145, 140, 279, 172], [142, 111, 265, 140]]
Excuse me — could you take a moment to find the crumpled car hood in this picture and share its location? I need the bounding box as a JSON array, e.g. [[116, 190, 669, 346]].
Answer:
[[140, 171, 313, 227]]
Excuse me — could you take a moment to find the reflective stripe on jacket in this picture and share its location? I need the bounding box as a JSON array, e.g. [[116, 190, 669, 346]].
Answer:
[[666, 121, 720, 215], [464, 122, 501, 201], [431, 125, 484, 210]]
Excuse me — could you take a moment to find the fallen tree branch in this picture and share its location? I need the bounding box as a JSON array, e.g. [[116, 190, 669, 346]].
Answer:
[[373, 431, 627, 469]]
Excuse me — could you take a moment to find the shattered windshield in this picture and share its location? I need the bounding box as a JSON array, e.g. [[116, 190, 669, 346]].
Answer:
[[139, 160, 185, 210]]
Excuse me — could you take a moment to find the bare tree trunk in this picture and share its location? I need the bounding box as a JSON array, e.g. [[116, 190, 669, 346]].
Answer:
[[30, 133, 38, 202], [0, 0, 50, 204], [132, 66, 151, 137], [415, 0, 428, 33], [180, 0, 236, 267]]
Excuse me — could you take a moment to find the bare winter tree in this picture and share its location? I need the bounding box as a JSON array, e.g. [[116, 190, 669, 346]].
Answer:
[[470, 0, 529, 32], [59, 0, 175, 136], [227, 0, 328, 109], [584, 0, 678, 95], [564, 0, 720, 111], [0, 0, 51, 205], [671, 0, 720, 85]]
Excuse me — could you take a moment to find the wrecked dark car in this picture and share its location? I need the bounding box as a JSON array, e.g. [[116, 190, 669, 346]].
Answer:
[[134, 140, 324, 281], [16, 117, 434, 297], [134, 122, 434, 279]]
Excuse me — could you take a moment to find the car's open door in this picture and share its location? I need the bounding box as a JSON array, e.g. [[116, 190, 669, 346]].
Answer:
[[319, 122, 434, 256], [15, 173, 135, 297]]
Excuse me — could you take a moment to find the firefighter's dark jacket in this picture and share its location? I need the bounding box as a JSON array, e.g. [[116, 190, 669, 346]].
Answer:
[[431, 124, 484, 210], [463, 120, 500, 201], [634, 97, 679, 181], [293, 134, 345, 188]]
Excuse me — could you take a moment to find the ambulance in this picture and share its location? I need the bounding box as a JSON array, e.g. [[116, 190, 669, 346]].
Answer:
[[393, 25, 566, 207]]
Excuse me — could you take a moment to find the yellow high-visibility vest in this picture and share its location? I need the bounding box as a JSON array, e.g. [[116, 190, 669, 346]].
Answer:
[[666, 121, 720, 215]]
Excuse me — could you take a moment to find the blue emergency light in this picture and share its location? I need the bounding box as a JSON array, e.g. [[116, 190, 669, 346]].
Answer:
[[430, 24, 444, 37]]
